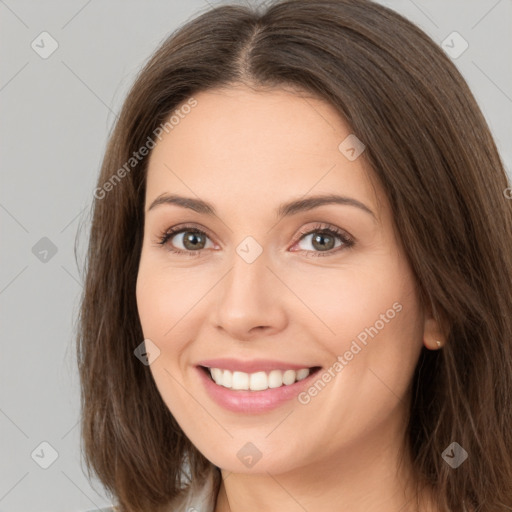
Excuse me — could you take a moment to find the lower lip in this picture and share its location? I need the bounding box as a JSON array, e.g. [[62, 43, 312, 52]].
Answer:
[[196, 366, 321, 414]]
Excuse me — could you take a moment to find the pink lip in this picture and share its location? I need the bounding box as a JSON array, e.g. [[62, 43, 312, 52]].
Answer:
[[195, 365, 322, 414], [196, 358, 317, 373]]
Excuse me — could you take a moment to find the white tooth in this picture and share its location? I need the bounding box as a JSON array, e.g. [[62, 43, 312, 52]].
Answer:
[[209, 367, 312, 390], [268, 370, 283, 388], [222, 369, 233, 388], [296, 368, 310, 381], [282, 369, 296, 385], [210, 368, 223, 384], [232, 371, 249, 390], [249, 371, 268, 391]]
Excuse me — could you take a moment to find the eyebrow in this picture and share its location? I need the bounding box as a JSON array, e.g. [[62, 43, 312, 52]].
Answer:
[[147, 193, 376, 220]]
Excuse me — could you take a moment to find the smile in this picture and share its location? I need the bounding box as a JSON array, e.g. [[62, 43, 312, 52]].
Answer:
[[196, 363, 323, 413]]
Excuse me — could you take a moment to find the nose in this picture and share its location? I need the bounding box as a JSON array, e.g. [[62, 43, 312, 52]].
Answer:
[[212, 248, 288, 341]]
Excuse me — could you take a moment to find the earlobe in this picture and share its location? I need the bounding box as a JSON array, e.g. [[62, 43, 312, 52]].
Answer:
[[423, 316, 445, 350], [423, 337, 444, 350]]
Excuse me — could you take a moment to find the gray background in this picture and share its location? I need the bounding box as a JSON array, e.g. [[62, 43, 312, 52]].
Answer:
[[1, 1, 511, 511]]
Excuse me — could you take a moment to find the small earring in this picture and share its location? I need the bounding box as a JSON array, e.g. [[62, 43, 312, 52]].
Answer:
[[435, 340, 442, 348]]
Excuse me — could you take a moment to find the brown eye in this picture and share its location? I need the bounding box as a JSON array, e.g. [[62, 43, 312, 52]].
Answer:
[[292, 224, 355, 257], [179, 230, 208, 250], [310, 232, 337, 251], [158, 226, 214, 255]]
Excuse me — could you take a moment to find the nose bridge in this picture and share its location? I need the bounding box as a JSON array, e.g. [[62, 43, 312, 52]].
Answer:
[[222, 243, 271, 310], [213, 240, 286, 336]]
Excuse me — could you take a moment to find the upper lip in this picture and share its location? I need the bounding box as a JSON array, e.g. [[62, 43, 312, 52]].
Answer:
[[196, 358, 320, 373]]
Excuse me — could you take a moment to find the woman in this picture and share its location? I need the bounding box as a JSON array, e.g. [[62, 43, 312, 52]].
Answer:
[[77, 0, 512, 511]]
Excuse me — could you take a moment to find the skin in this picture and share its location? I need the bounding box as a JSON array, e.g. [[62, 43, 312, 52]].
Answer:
[[136, 84, 443, 512]]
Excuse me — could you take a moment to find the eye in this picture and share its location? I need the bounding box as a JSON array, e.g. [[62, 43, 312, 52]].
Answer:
[[156, 224, 214, 256], [291, 223, 354, 257]]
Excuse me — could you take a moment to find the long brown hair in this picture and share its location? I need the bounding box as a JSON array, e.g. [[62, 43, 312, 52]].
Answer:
[[76, 1, 512, 510]]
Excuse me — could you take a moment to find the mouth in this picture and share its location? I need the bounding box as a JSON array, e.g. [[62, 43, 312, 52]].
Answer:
[[198, 365, 323, 392]]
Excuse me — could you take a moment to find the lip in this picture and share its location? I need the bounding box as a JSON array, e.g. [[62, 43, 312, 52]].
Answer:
[[195, 364, 322, 414], [196, 358, 318, 373]]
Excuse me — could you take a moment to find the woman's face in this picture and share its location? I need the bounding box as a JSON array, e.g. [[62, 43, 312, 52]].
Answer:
[[136, 85, 429, 475]]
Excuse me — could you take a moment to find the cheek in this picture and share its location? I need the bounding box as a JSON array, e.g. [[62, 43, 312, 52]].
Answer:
[[135, 253, 206, 341], [322, 253, 422, 401], [135, 260, 194, 414], [286, 251, 418, 347], [136, 268, 169, 340], [135, 253, 217, 407]]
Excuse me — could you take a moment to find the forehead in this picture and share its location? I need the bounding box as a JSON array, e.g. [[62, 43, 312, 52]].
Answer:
[[145, 85, 382, 220]]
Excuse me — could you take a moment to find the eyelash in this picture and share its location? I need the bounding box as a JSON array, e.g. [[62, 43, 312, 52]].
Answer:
[[156, 222, 355, 258]]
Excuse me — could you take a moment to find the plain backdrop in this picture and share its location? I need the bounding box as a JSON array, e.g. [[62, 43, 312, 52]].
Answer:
[[1, 1, 511, 511]]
